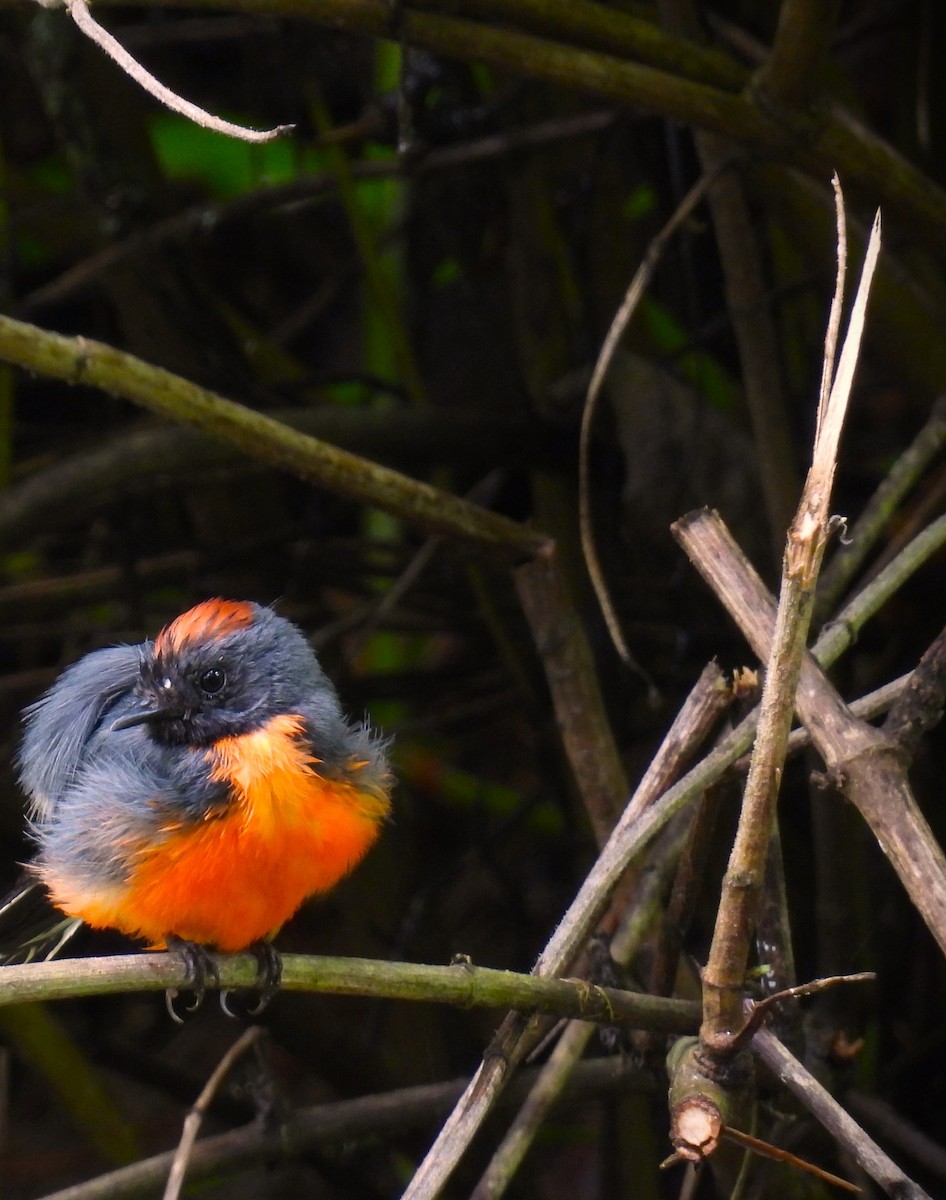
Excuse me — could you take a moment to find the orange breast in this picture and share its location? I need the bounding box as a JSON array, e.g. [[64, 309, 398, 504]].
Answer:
[[58, 715, 389, 951]]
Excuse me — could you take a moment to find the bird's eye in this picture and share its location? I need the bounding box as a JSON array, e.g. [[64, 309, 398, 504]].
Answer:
[[198, 667, 226, 697]]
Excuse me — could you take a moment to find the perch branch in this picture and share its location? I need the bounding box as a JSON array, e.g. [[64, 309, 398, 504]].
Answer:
[[0, 952, 699, 1033]]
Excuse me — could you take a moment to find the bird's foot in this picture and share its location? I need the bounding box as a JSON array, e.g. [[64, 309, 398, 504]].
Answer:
[[220, 941, 283, 1019], [166, 937, 219, 1023]]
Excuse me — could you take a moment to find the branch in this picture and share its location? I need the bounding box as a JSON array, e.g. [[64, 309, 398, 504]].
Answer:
[[673, 508, 946, 960], [754, 0, 840, 113], [34, 1056, 656, 1200], [515, 553, 629, 843], [31, 0, 946, 261], [753, 1028, 932, 1200], [700, 188, 879, 1049], [0, 314, 548, 560], [47, 0, 294, 142], [0, 952, 700, 1033]]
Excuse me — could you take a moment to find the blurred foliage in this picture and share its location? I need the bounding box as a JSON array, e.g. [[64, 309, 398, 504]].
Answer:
[[1, 1, 946, 1197]]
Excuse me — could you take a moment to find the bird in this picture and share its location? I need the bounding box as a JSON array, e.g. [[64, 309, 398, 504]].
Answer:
[[6, 598, 392, 1008]]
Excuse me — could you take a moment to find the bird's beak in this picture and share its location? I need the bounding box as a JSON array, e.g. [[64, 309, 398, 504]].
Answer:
[[111, 703, 184, 732]]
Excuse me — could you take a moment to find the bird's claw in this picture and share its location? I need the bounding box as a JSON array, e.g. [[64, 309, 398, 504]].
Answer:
[[219, 942, 283, 1019], [166, 938, 220, 1022]]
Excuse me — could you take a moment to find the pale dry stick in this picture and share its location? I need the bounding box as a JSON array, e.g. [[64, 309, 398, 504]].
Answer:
[[752, 1027, 931, 1200], [469, 664, 732, 1200], [44, 0, 293, 144], [579, 165, 724, 680], [819, 176, 848, 420], [700, 196, 880, 1049], [673, 508, 946, 961], [164, 1026, 266, 1200]]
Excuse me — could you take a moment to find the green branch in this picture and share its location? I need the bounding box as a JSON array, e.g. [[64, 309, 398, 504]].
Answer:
[[0, 313, 548, 559], [0, 951, 701, 1033]]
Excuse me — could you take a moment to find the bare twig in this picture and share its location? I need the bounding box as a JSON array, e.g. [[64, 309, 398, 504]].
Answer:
[[700, 193, 880, 1049], [53, 0, 293, 143], [753, 1028, 931, 1200], [720, 1124, 861, 1194], [164, 1027, 266, 1200], [580, 167, 724, 676], [734, 972, 876, 1048]]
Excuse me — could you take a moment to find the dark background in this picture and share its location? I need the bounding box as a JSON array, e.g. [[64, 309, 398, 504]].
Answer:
[[1, 1, 946, 1196]]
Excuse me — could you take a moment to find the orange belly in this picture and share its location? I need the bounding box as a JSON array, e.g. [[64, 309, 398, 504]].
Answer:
[[47, 715, 389, 950]]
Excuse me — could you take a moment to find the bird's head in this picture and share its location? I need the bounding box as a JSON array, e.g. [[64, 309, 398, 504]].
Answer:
[[113, 599, 344, 751]]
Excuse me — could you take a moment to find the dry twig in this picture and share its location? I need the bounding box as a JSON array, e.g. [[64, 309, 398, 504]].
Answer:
[[700, 183, 879, 1050], [38, 0, 293, 143], [164, 1027, 266, 1200]]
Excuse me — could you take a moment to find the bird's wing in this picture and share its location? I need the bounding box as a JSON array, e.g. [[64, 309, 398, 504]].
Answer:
[[17, 643, 145, 821]]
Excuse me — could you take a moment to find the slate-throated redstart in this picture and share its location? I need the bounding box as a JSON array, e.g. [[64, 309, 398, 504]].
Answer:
[[5, 598, 392, 1001]]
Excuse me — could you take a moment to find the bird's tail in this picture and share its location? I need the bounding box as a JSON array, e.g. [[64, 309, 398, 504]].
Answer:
[[0, 875, 82, 964]]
